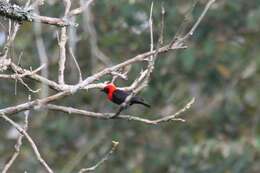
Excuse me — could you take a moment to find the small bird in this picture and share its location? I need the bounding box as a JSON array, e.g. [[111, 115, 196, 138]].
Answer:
[[101, 83, 151, 109]]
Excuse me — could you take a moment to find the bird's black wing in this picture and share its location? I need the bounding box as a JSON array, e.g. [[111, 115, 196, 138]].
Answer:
[[112, 89, 130, 105], [112, 89, 150, 107]]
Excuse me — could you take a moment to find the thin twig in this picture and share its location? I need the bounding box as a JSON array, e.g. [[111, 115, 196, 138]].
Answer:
[[0, 22, 20, 71], [78, 141, 119, 173], [69, 48, 83, 82], [10, 62, 44, 93], [82, 0, 111, 66], [69, 0, 96, 16], [10, 62, 63, 91], [14, 52, 23, 95], [185, 0, 215, 37], [61, 130, 108, 173], [149, 2, 154, 56], [111, 71, 128, 81], [169, 0, 215, 48]]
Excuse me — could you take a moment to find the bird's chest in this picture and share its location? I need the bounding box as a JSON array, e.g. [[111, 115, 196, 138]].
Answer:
[[108, 92, 114, 101]]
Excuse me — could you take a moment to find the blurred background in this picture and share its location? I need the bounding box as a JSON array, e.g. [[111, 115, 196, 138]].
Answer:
[[0, 0, 260, 172]]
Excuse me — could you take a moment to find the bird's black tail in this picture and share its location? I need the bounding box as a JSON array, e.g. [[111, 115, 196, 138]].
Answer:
[[131, 97, 151, 108]]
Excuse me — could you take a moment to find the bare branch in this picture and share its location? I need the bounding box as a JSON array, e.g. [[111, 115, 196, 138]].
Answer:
[[58, 0, 72, 84], [0, 114, 53, 173], [152, 98, 195, 124], [32, 15, 77, 27], [0, 65, 43, 79], [170, 0, 215, 48], [10, 62, 63, 91], [149, 2, 154, 55], [0, 91, 69, 116], [2, 112, 29, 173], [110, 71, 128, 81], [63, 0, 71, 16], [0, 1, 76, 27], [69, 48, 83, 83], [0, 22, 20, 71], [44, 98, 195, 125], [1, 64, 45, 91], [15, 75, 41, 93], [58, 26, 68, 84], [82, 1, 112, 66], [185, 0, 215, 38], [78, 141, 119, 173], [76, 43, 186, 91], [61, 130, 108, 173], [69, 0, 96, 16], [0, 1, 31, 22]]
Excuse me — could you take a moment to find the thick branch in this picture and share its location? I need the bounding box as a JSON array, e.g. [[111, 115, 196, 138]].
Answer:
[[0, 91, 70, 116], [58, 0, 71, 84], [0, 1, 31, 22], [0, 1, 74, 27]]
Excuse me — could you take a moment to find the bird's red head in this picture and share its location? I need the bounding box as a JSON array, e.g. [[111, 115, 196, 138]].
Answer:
[[102, 83, 117, 100]]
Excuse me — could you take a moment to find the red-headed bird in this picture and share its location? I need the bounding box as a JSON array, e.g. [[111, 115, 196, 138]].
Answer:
[[101, 83, 151, 108]]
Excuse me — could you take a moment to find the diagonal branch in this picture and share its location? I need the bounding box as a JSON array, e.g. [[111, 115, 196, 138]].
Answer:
[[0, 113, 53, 173], [169, 0, 216, 48], [82, 1, 112, 66], [69, 48, 83, 82], [0, 91, 70, 116], [78, 141, 119, 173], [1, 111, 29, 173]]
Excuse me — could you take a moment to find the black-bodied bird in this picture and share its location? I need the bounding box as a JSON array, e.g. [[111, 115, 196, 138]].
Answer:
[[101, 83, 150, 109]]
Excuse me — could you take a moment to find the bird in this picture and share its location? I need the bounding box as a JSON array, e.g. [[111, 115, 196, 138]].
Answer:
[[101, 83, 151, 109]]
